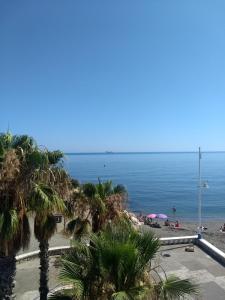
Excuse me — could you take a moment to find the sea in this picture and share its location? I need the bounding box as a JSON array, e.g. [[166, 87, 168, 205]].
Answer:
[[64, 152, 225, 221]]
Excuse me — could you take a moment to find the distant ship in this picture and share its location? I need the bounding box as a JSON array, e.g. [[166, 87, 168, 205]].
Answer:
[[105, 151, 113, 154]]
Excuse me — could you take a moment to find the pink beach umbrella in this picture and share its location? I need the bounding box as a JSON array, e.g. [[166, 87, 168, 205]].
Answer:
[[147, 213, 157, 219], [157, 213, 168, 219]]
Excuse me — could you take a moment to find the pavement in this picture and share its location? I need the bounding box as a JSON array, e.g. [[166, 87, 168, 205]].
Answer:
[[155, 244, 225, 300], [15, 243, 225, 299], [15, 218, 68, 300], [18, 218, 70, 255], [15, 256, 60, 300]]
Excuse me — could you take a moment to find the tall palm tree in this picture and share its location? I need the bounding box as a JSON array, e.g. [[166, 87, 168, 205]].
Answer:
[[0, 133, 36, 299], [49, 221, 198, 300], [0, 132, 71, 299], [34, 214, 57, 300], [65, 180, 127, 244], [30, 152, 72, 300], [86, 179, 127, 232], [30, 179, 68, 300]]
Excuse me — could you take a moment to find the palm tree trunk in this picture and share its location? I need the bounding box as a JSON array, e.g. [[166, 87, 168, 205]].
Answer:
[[39, 240, 49, 300], [0, 255, 16, 300], [63, 216, 66, 232]]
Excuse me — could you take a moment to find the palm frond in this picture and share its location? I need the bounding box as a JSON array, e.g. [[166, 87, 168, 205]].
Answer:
[[133, 231, 160, 265], [0, 210, 19, 240], [111, 291, 130, 300], [82, 183, 96, 198], [71, 178, 80, 188], [30, 183, 65, 213], [47, 150, 64, 165], [26, 150, 49, 169], [112, 285, 150, 300], [11, 134, 37, 151], [0, 132, 13, 149], [67, 218, 91, 241], [48, 289, 73, 300], [159, 275, 199, 299], [113, 184, 127, 195], [34, 214, 57, 241]]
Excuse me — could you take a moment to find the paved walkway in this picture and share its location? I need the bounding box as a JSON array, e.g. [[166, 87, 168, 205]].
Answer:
[[16, 243, 225, 299], [156, 245, 225, 299], [18, 218, 70, 255], [16, 256, 60, 300], [15, 218, 69, 299]]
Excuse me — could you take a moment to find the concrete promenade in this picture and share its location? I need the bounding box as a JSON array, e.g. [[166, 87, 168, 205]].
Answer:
[[16, 243, 225, 299], [157, 244, 225, 300]]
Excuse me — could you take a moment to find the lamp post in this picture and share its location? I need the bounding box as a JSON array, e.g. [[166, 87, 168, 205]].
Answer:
[[198, 147, 208, 238], [198, 147, 202, 237]]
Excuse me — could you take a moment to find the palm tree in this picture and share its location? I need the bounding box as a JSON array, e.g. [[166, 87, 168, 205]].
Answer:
[[0, 133, 36, 299], [65, 179, 127, 245], [28, 145, 71, 300], [88, 180, 127, 232], [34, 214, 57, 300], [30, 181, 68, 300], [0, 132, 71, 299], [66, 217, 91, 242], [49, 221, 199, 300]]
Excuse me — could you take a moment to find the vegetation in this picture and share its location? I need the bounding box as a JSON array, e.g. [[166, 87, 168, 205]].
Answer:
[[0, 132, 71, 300], [66, 180, 127, 240], [50, 221, 199, 300], [32, 185, 67, 300]]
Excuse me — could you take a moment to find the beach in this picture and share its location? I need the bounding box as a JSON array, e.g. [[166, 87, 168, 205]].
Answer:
[[19, 217, 225, 255], [144, 220, 225, 252]]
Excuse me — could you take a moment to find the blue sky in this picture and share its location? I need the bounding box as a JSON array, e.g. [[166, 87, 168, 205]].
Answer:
[[1, 0, 225, 152]]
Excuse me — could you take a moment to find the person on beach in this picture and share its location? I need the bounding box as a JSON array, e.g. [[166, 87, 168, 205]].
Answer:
[[172, 206, 176, 218], [198, 225, 207, 231], [220, 223, 225, 232], [164, 219, 170, 226], [175, 220, 180, 228]]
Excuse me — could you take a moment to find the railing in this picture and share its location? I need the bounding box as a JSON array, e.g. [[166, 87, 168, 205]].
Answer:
[[159, 235, 198, 245], [17, 236, 225, 269], [16, 246, 71, 263], [196, 238, 225, 266], [17, 236, 199, 263]]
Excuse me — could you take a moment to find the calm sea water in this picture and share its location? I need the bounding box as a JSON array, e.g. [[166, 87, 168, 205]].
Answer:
[[64, 152, 225, 221]]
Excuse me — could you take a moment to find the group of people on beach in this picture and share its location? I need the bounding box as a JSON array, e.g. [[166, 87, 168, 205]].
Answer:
[[139, 215, 161, 228], [138, 215, 181, 229], [164, 219, 180, 228], [138, 206, 181, 229]]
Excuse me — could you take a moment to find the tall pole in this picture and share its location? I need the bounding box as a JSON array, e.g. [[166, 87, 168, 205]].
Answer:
[[198, 147, 202, 236]]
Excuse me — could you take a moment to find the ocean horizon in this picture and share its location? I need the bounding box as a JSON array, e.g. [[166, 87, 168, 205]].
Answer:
[[66, 151, 225, 155], [64, 152, 225, 221]]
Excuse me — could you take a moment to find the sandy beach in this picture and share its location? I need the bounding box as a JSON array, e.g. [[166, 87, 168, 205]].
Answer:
[[144, 220, 225, 252], [19, 217, 225, 256]]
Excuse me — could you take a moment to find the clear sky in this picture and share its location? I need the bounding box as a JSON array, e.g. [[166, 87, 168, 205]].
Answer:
[[1, 0, 225, 152]]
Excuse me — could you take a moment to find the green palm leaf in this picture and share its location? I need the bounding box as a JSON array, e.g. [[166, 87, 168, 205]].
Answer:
[[48, 289, 73, 300], [34, 214, 57, 241], [159, 275, 199, 299], [0, 210, 19, 240], [30, 183, 65, 214]]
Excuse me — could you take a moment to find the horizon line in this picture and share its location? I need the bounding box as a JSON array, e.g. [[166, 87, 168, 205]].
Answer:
[[65, 151, 225, 155]]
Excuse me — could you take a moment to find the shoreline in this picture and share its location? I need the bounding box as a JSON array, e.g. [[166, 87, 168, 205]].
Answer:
[[126, 211, 225, 252]]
